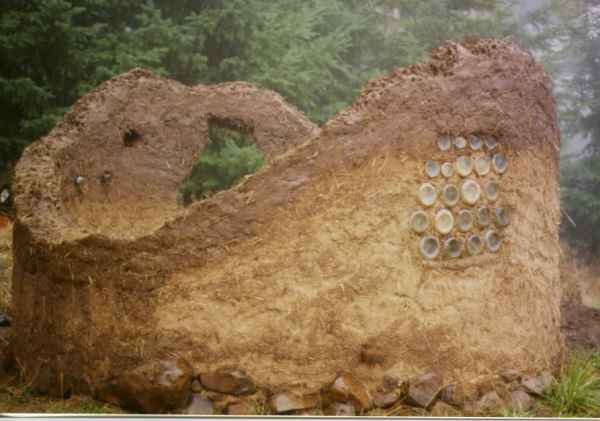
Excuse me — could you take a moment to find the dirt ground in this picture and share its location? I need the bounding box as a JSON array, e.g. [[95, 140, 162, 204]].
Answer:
[[560, 245, 600, 351]]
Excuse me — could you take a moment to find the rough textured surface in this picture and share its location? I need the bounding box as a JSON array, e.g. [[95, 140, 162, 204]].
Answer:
[[185, 394, 214, 415], [328, 372, 372, 410], [199, 369, 256, 395], [12, 39, 563, 398], [521, 372, 554, 396], [270, 391, 318, 413], [96, 358, 193, 413], [406, 372, 443, 409]]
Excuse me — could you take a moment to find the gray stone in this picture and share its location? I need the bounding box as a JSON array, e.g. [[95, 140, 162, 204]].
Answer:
[[430, 401, 461, 417], [439, 383, 465, 407], [406, 372, 443, 409], [200, 369, 256, 395], [509, 390, 534, 411], [373, 391, 400, 409], [382, 374, 401, 391], [475, 391, 504, 415], [185, 394, 214, 415], [325, 402, 356, 416], [521, 372, 553, 396], [270, 392, 318, 413]]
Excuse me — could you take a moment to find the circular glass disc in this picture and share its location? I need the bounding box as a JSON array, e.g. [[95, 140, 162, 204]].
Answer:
[[457, 209, 474, 232], [470, 136, 483, 151], [495, 207, 510, 227], [420, 236, 440, 259], [485, 136, 498, 151], [477, 207, 491, 227], [425, 160, 440, 178], [484, 229, 502, 252], [467, 234, 483, 256], [454, 136, 467, 149], [445, 237, 463, 258], [455, 156, 473, 177], [485, 181, 499, 202], [435, 209, 454, 235], [492, 153, 508, 174], [461, 179, 481, 205], [442, 184, 460, 207], [418, 183, 437, 207], [441, 162, 454, 178], [474, 155, 491, 176], [410, 210, 429, 233], [438, 136, 452, 151]]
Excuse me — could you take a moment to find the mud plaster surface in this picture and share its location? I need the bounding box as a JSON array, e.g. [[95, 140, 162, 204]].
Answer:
[[11, 39, 563, 395]]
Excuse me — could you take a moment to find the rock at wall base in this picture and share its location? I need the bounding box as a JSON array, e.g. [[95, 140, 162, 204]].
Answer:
[[474, 390, 505, 415], [430, 401, 462, 417], [328, 372, 372, 410], [200, 369, 256, 395], [521, 372, 553, 396], [509, 390, 535, 412], [373, 391, 401, 409], [270, 391, 318, 414], [185, 394, 213, 415], [405, 372, 443, 409], [97, 358, 193, 413], [324, 402, 356, 416]]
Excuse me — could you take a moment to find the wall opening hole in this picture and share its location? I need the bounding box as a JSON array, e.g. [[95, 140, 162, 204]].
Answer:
[[123, 129, 142, 147], [178, 117, 264, 206]]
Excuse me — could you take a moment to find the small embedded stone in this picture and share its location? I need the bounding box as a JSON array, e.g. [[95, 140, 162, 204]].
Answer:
[[325, 402, 356, 416], [373, 391, 400, 409], [270, 392, 318, 413], [382, 374, 401, 391], [521, 372, 553, 396], [97, 358, 193, 413], [509, 390, 534, 412], [200, 369, 256, 395], [329, 372, 372, 410], [440, 383, 466, 408], [501, 369, 521, 383], [430, 401, 461, 417], [191, 378, 203, 393], [360, 345, 385, 365], [185, 394, 213, 415], [474, 390, 504, 415], [406, 372, 443, 409]]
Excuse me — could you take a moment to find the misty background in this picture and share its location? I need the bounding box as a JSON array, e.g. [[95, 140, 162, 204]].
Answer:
[[0, 0, 599, 255]]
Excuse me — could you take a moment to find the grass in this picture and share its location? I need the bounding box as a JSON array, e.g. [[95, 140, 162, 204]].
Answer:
[[497, 407, 535, 418], [0, 381, 123, 413], [250, 396, 273, 415], [543, 356, 600, 417]]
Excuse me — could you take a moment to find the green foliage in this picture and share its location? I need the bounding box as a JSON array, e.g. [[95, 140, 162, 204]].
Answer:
[[544, 357, 600, 417], [529, 0, 600, 255], [0, 0, 520, 185], [179, 125, 264, 204]]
